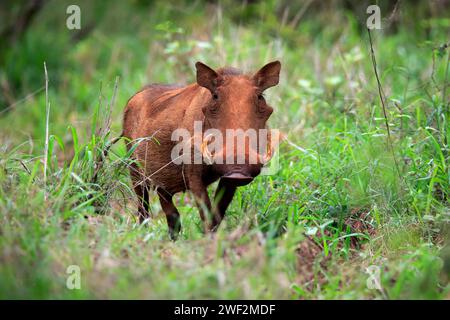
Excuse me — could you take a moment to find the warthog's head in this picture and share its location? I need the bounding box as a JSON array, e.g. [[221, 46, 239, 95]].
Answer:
[[196, 61, 281, 185]]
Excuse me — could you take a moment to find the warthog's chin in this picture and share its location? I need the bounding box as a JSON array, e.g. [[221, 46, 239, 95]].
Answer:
[[220, 172, 254, 186]]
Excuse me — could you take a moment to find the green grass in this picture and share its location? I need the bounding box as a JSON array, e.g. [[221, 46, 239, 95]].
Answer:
[[0, 0, 449, 299]]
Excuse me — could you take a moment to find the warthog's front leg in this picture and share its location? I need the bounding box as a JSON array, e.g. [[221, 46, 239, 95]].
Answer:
[[211, 179, 237, 231]]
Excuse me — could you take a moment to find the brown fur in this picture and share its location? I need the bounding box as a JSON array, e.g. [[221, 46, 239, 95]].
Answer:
[[123, 61, 281, 239]]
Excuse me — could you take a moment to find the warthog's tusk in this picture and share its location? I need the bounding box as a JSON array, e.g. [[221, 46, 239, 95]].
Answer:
[[258, 132, 274, 164], [201, 134, 215, 164]]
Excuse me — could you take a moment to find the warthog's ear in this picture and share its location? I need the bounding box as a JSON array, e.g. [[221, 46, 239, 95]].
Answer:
[[196, 62, 219, 93], [253, 61, 281, 91]]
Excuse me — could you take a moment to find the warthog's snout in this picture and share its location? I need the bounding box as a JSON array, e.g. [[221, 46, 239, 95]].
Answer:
[[221, 171, 254, 186], [217, 163, 262, 186]]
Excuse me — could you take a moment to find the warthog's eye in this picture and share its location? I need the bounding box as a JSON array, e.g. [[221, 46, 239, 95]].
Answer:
[[256, 94, 272, 117], [208, 96, 219, 115]]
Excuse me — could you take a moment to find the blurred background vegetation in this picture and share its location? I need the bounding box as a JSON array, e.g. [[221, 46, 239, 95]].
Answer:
[[0, 0, 449, 299], [0, 0, 449, 143]]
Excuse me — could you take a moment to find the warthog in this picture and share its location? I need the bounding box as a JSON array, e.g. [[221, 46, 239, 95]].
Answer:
[[123, 61, 281, 239]]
